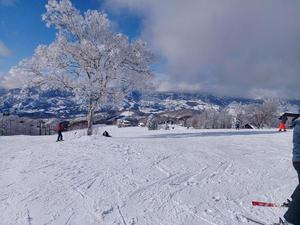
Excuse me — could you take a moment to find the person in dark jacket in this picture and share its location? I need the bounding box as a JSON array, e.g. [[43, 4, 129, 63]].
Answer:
[[284, 118, 300, 225], [102, 130, 111, 137], [235, 121, 240, 130], [56, 123, 64, 142]]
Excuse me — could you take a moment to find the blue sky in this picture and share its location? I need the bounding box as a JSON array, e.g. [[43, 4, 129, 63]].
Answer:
[[0, 0, 143, 73]]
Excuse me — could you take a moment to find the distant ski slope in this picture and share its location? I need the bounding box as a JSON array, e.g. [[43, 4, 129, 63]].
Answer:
[[0, 126, 296, 225]]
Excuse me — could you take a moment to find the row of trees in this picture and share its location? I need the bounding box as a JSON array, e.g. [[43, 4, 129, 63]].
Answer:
[[0, 115, 55, 136], [185, 100, 281, 129], [186, 109, 233, 129], [13, 0, 154, 135], [234, 100, 280, 128]]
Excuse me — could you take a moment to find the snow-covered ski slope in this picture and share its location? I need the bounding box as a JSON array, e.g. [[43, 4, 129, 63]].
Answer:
[[0, 126, 297, 225]]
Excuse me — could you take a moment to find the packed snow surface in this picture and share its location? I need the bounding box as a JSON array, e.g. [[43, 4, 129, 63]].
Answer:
[[0, 126, 297, 225]]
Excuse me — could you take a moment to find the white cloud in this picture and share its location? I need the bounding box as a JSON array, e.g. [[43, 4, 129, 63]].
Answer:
[[0, 40, 12, 57], [105, 0, 300, 98], [0, 67, 24, 89]]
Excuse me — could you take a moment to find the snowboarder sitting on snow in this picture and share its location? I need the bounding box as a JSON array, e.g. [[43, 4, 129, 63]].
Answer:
[[56, 122, 64, 142], [278, 115, 288, 132], [283, 117, 300, 225], [102, 130, 111, 137]]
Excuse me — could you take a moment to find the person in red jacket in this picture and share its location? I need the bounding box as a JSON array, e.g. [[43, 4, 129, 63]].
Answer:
[[279, 115, 288, 132], [56, 123, 64, 142]]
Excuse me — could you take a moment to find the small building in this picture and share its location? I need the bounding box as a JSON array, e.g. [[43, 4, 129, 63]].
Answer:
[[117, 118, 132, 128], [68, 118, 87, 130], [280, 112, 300, 120]]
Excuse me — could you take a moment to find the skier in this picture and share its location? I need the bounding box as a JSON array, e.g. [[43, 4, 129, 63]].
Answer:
[[283, 117, 300, 225], [278, 115, 288, 132], [235, 121, 240, 130], [56, 122, 64, 142]]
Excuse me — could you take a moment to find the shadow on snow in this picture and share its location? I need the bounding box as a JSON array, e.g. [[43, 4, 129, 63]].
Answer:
[[139, 130, 280, 139]]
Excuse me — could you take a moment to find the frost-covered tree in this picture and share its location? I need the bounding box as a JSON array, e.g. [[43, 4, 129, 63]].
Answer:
[[189, 108, 233, 129], [215, 109, 233, 129], [245, 99, 280, 128], [146, 114, 158, 130], [233, 103, 248, 128], [15, 0, 154, 135], [199, 109, 219, 129]]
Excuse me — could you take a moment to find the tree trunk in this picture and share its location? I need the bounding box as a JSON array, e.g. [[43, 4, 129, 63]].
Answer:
[[87, 100, 95, 136]]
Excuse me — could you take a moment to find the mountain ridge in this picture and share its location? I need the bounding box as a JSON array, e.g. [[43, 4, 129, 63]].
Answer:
[[0, 88, 299, 118]]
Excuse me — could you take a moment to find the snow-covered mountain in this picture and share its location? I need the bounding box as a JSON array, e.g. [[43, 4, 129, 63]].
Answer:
[[136, 92, 261, 114], [0, 88, 85, 118], [0, 88, 299, 118]]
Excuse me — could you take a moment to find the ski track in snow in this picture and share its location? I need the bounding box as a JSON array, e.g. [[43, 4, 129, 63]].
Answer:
[[0, 126, 295, 225]]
